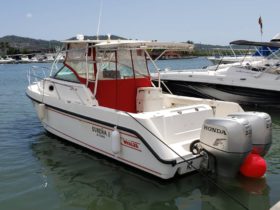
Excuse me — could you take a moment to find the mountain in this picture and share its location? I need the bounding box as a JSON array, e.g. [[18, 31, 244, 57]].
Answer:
[[0, 35, 128, 55], [0, 35, 62, 52], [0, 34, 236, 56], [195, 43, 229, 50]]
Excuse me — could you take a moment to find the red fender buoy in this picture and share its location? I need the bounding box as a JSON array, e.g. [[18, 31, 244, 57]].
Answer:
[[240, 153, 267, 178]]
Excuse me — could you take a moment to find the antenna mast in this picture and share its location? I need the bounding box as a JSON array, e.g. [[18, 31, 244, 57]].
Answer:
[[96, 0, 103, 40]]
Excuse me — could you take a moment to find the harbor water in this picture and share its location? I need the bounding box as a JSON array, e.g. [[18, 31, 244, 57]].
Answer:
[[0, 58, 280, 210]]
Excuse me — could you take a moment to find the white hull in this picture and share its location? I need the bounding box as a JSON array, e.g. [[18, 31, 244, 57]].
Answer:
[[41, 105, 180, 178], [27, 80, 216, 179], [32, 101, 203, 179], [26, 76, 245, 179], [156, 65, 280, 106]]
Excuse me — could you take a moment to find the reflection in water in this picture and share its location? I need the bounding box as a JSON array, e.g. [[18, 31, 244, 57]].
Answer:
[[32, 133, 270, 210]]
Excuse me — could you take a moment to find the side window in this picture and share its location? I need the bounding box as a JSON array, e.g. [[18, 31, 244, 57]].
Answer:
[[117, 50, 134, 79], [97, 51, 118, 79], [54, 65, 80, 83], [132, 49, 149, 78]]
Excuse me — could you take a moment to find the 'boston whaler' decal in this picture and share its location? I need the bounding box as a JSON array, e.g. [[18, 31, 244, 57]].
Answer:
[[121, 137, 141, 151]]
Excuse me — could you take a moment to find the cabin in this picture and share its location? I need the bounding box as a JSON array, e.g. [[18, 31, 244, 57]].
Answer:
[[53, 40, 153, 113]]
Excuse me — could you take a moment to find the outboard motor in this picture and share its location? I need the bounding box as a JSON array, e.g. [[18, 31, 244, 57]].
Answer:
[[200, 117, 252, 177], [228, 112, 272, 156]]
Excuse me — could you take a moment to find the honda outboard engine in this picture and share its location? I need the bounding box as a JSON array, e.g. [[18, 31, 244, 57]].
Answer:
[[200, 117, 252, 177], [228, 112, 272, 156]]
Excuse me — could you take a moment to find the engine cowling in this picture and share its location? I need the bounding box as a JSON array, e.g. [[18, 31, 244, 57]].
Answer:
[[228, 112, 272, 156], [200, 117, 252, 177]]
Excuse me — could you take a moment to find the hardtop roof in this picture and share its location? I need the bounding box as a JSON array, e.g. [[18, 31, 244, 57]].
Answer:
[[63, 39, 194, 51], [230, 40, 280, 48]]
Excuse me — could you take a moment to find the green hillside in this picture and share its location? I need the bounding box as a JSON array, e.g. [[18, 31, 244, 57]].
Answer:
[[0, 35, 126, 55], [0, 35, 62, 55], [0, 34, 239, 57]]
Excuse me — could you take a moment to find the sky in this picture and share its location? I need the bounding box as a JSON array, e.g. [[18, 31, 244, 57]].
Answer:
[[0, 0, 279, 45]]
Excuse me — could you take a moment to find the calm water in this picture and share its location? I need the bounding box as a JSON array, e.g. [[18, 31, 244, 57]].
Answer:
[[0, 59, 280, 210]]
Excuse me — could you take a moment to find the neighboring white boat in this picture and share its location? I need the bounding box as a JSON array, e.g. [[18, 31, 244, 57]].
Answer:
[[0, 57, 4, 64], [207, 55, 253, 65], [0, 57, 16, 64], [26, 37, 272, 179], [207, 34, 280, 65], [43, 53, 55, 63], [155, 40, 280, 106], [20, 55, 31, 63], [30, 56, 39, 63]]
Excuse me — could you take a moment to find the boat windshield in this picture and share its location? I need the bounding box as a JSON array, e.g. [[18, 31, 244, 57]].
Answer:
[[96, 49, 149, 80], [266, 48, 280, 60], [54, 65, 80, 83], [54, 42, 150, 87], [65, 43, 95, 81]]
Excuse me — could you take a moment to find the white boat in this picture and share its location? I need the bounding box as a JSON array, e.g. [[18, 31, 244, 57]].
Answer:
[[26, 37, 272, 179], [0, 57, 7, 64], [207, 34, 280, 65], [42, 53, 55, 63], [20, 55, 31, 63], [155, 40, 280, 106], [207, 55, 252, 65], [30, 56, 39, 63], [0, 57, 16, 64]]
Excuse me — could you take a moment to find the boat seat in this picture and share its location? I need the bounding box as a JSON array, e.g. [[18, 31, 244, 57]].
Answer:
[[136, 87, 163, 112]]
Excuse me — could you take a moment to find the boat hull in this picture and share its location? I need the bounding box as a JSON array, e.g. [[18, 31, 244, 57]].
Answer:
[[28, 96, 202, 179], [160, 80, 280, 106]]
